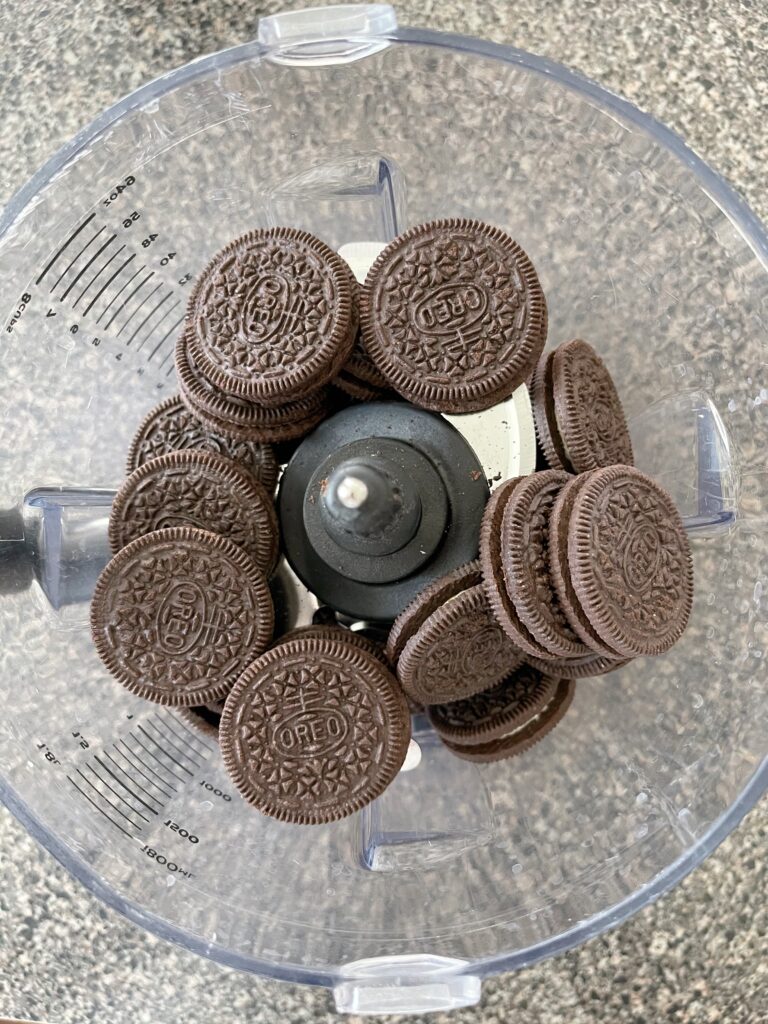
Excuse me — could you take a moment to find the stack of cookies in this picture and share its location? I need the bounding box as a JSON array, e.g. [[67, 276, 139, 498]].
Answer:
[[89, 219, 694, 823], [384, 338, 693, 761], [175, 227, 358, 443]]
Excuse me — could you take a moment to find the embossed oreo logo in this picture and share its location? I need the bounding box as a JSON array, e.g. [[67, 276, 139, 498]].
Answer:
[[622, 521, 661, 593], [461, 625, 507, 674], [240, 273, 317, 342], [155, 579, 221, 656], [412, 283, 488, 335], [272, 707, 349, 758], [589, 398, 615, 438]]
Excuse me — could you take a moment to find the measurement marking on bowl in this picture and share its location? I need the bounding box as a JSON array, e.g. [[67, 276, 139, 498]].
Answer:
[[5, 190, 198, 395], [117, 281, 164, 337], [50, 225, 107, 293], [74, 243, 126, 308], [61, 232, 117, 302], [114, 739, 176, 798], [148, 724, 206, 768], [83, 251, 135, 316], [35, 212, 97, 284], [65, 713, 213, 842]]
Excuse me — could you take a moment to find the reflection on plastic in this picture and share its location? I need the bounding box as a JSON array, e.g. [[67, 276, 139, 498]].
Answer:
[[334, 954, 481, 1015], [629, 390, 737, 537], [0, 487, 114, 609], [357, 724, 494, 872], [265, 153, 406, 252], [259, 4, 397, 66]]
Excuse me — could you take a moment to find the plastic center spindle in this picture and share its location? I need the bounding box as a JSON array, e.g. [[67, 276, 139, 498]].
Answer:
[[278, 402, 491, 620], [302, 436, 449, 585], [321, 457, 422, 551]]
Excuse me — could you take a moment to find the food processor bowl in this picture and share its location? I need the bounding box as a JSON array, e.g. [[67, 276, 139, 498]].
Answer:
[[0, 4, 766, 1015]]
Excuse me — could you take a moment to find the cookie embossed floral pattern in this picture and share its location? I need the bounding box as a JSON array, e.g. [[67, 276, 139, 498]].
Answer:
[[379, 229, 527, 381], [198, 240, 334, 376], [591, 475, 690, 636]]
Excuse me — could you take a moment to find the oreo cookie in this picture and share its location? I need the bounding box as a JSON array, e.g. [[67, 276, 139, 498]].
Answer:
[[479, 477, 554, 660], [108, 450, 279, 576], [271, 624, 389, 666], [362, 219, 547, 413], [178, 699, 226, 739], [531, 351, 569, 471], [397, 584, 524, 705], [500, 469, 592, 658], [441, 678, 575, 762], [385, 560, 483, 665], [219, 636, 410, 824], [548, 473, 622, 656], [532, 339, 633, 473], [567, 465, 693, 658], [333, 274, 394, 401], [522, 651, 629, 679], [90, 527, 274, 706], [176, 331, 329, 443], [126, 395, 278, 491], [187, 228, 356, 404], [551, 339, 633, 472], [428, 662, 560, 746]]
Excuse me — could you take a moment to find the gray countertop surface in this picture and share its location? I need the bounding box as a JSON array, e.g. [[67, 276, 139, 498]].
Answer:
[[0, 1, 766, 1022]]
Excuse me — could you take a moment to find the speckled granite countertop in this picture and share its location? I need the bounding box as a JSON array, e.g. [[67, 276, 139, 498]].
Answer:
[[0, 1, 766, 1022]]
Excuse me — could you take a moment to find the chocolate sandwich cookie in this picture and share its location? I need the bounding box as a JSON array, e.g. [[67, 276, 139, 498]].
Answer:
[[428, 662, 560, 746], [91, 527, 274, 706], [551, 339, 633, 472], [187, 227, 356, 404], [340, 337, 392, 393], [568, 465, 693, 658], [479, 477, 554, 660], [441, 678, 575, 762], [548, 473, 624, 656], [271, 624, 390, 666], [333, 366, 394, 402], [501, 469, 593, 658], [108, 450, 279, 576], [385, 560, 483, 665], [334, 277, 394, 401], [397, 584, 525, 705], [522, 651, 629, 679], [531, 351, 569, 471], [176, 331, 329, 443], [361, 219, 547, 413], [127, 395, 278, 491], [219, 637, 410, 824], [178, 699, 226, 739]]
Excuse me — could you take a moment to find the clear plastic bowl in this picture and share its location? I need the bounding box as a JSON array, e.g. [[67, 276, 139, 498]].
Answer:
[[0, 4, 766, 1016]]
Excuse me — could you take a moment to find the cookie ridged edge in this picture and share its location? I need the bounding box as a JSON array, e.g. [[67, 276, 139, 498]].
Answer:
[[479, 477, 555, 659], [428, 664, 560, 745], [90, 526, 274, 707], [441, 678, 575, 762], [360, 218, 547, 413], [385, 559, 483, 664], [219, 637, 410, 824], [501, 469, 592, 658]]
